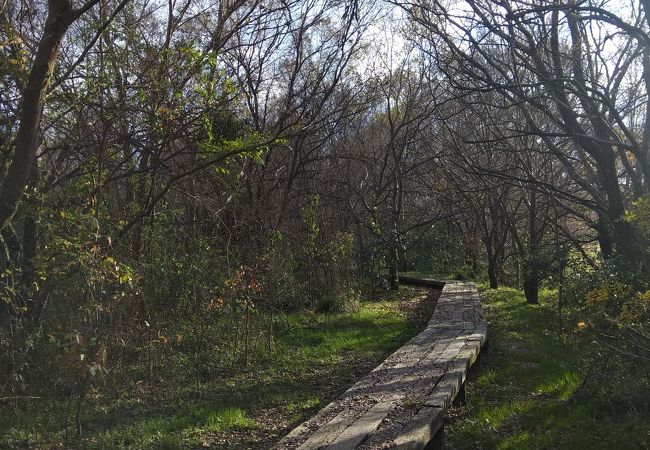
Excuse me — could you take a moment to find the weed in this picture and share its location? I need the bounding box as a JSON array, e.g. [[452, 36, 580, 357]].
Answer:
[[0, 289, 429, 449], [446, 285, 650, 450]]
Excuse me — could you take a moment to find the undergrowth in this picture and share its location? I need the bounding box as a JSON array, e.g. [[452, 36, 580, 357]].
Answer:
[[446, 285, 650, 449], [0, 288, 431, 449]]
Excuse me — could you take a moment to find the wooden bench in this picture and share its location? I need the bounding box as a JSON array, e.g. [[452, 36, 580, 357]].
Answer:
[[274, 281, 487, 450]]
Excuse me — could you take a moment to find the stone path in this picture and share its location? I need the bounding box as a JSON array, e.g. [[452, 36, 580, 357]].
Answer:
[[274, 281, 487, 450]]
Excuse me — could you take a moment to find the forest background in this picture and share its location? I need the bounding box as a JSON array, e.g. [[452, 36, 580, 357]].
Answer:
[[1, 0, 649, 447]]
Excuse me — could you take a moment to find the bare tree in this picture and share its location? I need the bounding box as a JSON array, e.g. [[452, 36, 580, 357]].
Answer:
[[400, 0, 650, 269]]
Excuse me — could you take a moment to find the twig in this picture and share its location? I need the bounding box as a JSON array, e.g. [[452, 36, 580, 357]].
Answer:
[[568, 359, 597, 403], [0, 396, 43, 402]]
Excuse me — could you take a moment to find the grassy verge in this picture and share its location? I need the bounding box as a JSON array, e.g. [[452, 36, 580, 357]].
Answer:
[[1, 288, 435, 449], [447, 285, 650, 449]]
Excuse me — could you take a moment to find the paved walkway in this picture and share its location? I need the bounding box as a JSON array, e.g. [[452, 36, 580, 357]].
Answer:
[[274, 281, 487, 450]]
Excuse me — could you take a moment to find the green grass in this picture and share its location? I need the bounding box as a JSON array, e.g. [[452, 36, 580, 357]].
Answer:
[[10, 283, 646, 449], [446, 285, 650, 449], [1, 288, 428, 449]]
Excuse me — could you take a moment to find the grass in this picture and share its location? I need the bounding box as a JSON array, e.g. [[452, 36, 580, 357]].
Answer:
[[1, 288, 431, 449], [446, 285, 650, 449], [8, 282, 647, 449]]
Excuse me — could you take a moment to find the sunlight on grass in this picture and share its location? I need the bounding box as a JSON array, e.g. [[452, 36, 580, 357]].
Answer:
[[204, 407, 258, 431], [447, 285, 650, 450], [498, 430, 532, 449], [1, 290, 427, 449], [535, 371, 581, 400], [474, 400, 534, 430]]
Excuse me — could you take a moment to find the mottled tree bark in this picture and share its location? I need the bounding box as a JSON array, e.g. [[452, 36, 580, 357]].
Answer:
[[0, 0, 76, 232]]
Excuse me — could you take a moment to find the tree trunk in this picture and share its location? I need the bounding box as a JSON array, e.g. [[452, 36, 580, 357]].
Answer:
[[388, 243, 399, 291], [21, 160, 39, 287], [595, 214, 614, 259], [525, 188, 540, 304], [523, 273, 539, 304], [0, 0, 76, 232], [487, 257, 498, 289], [598, 151, 644, 267]]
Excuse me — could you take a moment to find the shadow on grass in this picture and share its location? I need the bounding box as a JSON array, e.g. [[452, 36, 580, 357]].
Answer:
[[446, 287, 650, 450], [2, 303, 424, 450]]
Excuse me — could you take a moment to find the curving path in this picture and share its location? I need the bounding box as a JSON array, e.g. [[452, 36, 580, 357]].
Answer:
[[274, 281, 487, 450]]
